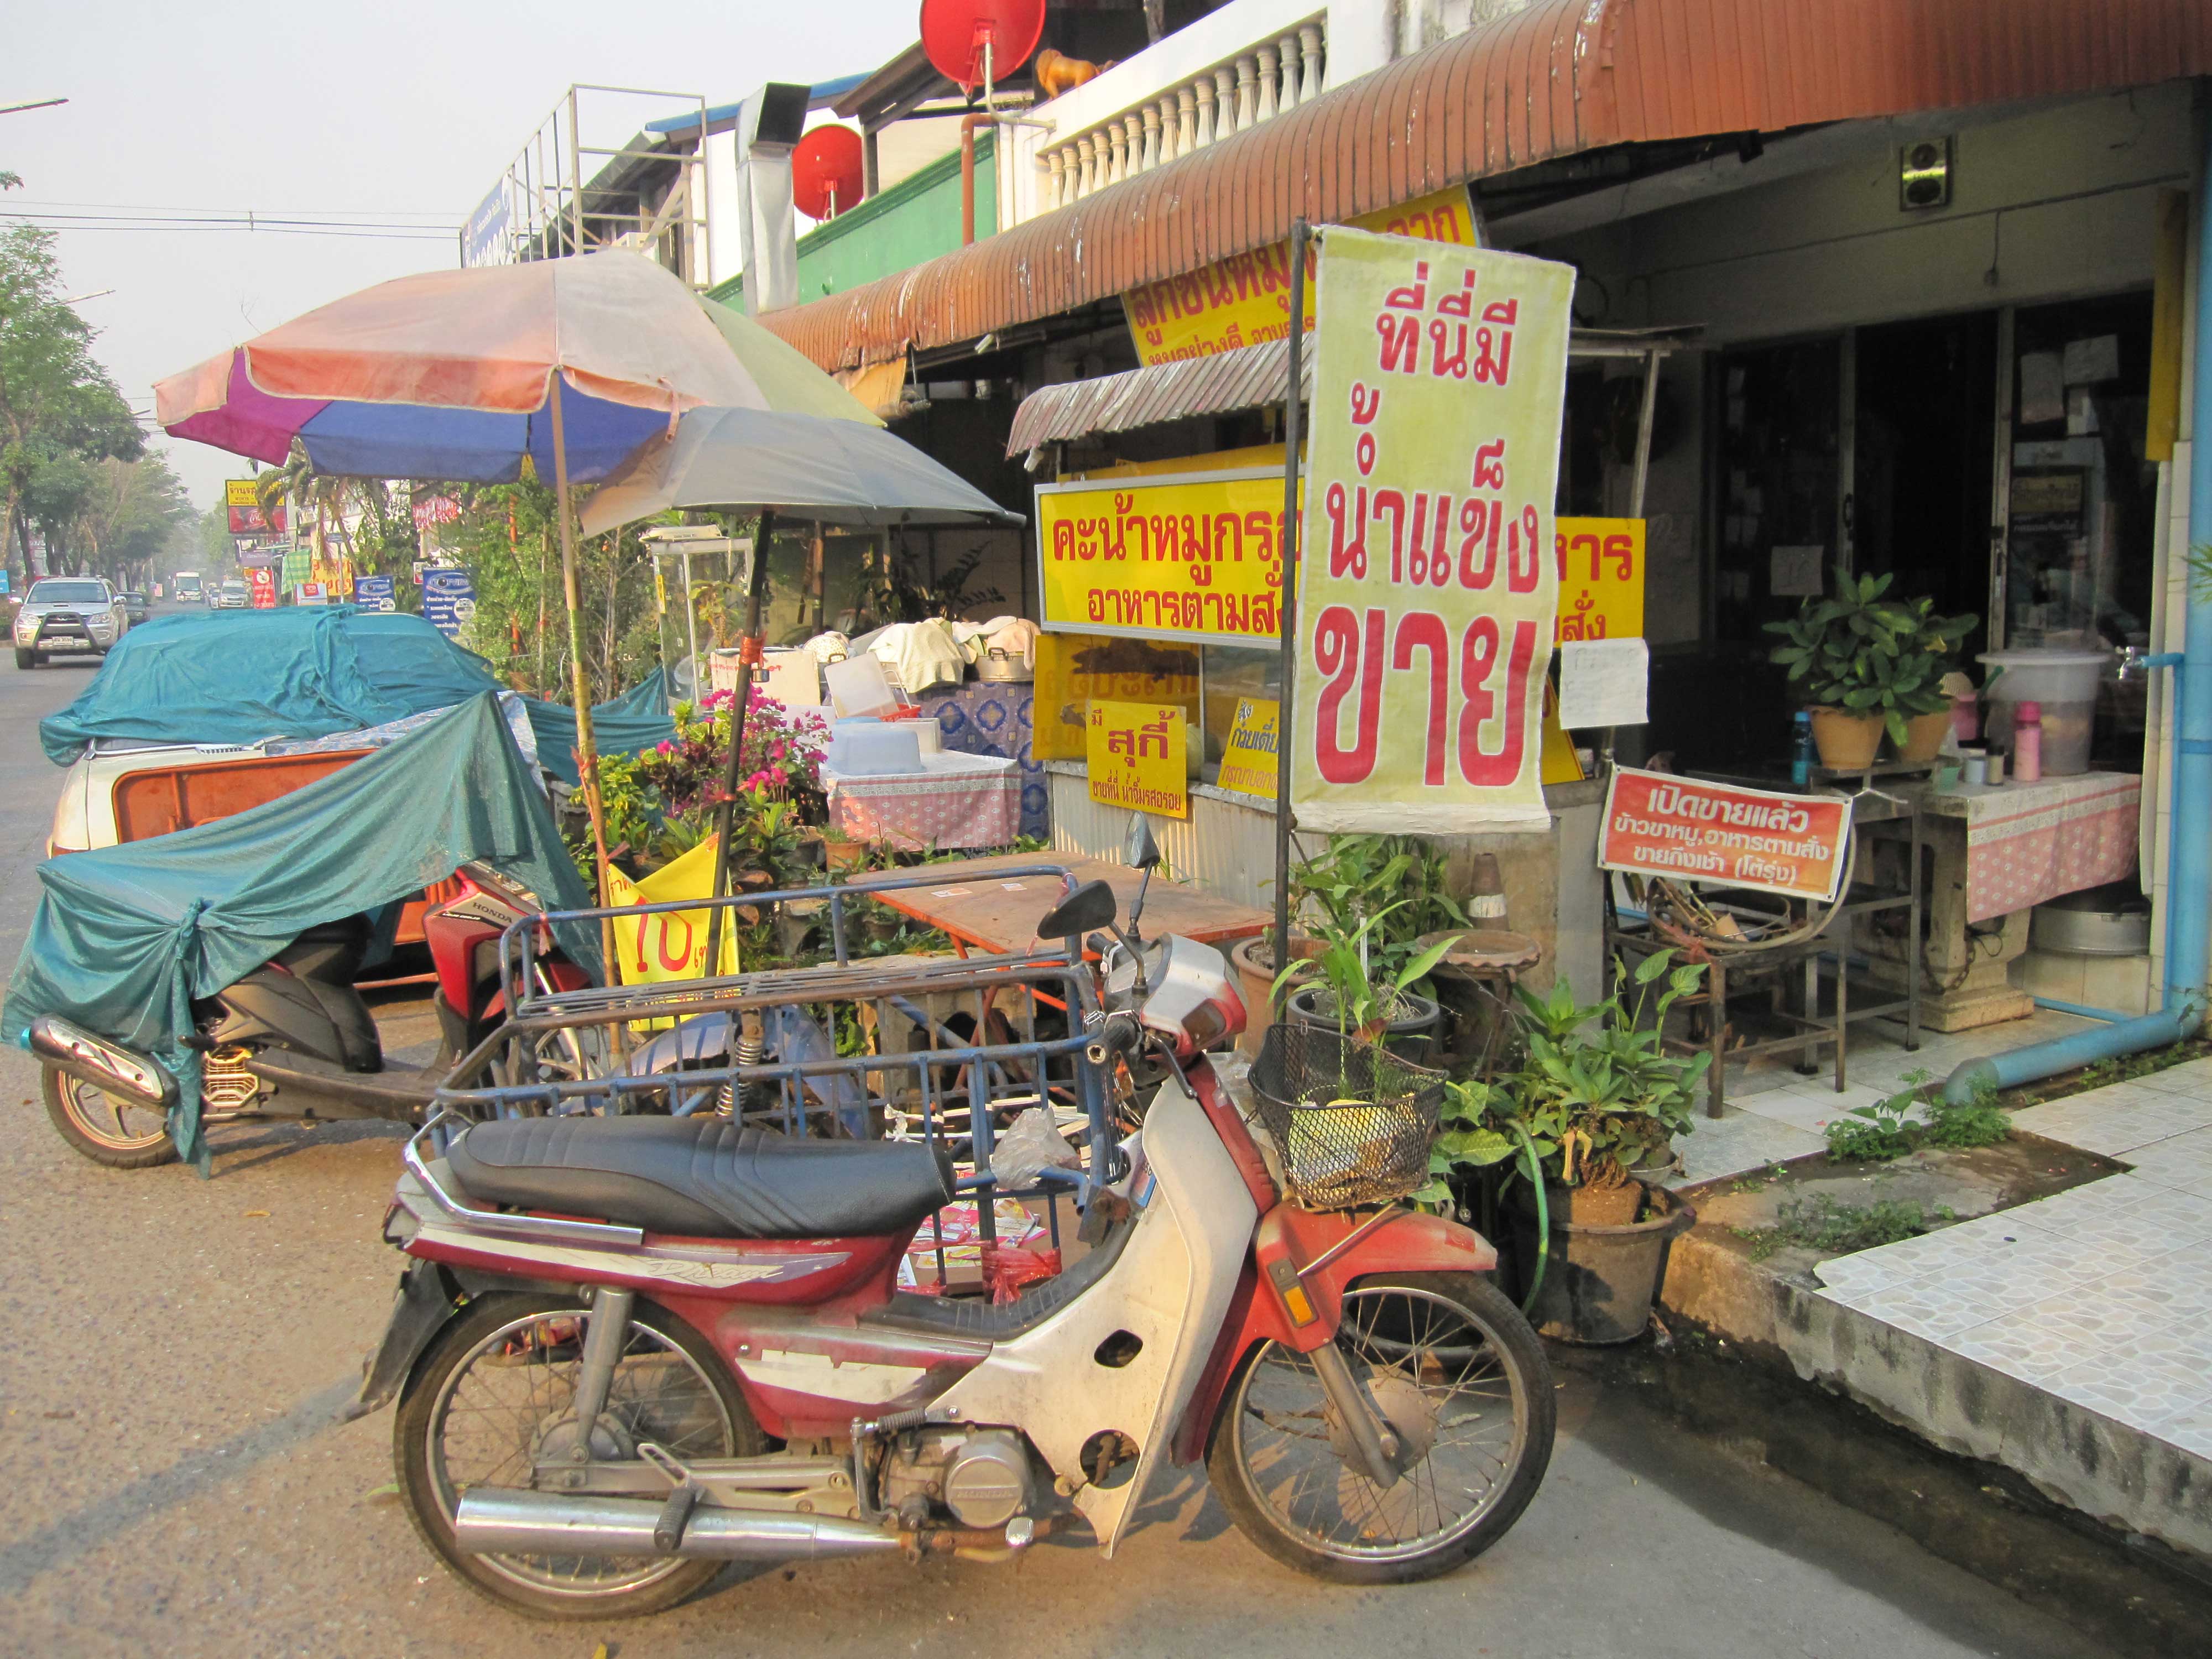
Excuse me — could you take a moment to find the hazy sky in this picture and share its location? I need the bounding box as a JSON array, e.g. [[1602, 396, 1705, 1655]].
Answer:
[[6, 1, 920, 506]]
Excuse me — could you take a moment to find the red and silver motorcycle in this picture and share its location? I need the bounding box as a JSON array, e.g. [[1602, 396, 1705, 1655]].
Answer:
[[354, 838, 1553, 1619]]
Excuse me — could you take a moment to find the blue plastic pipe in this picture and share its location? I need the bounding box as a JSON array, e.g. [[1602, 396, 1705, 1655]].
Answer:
[[1943, 139, 2212, 1104]]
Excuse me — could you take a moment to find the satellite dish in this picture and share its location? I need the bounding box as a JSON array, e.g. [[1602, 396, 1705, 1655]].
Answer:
[[918, 0, 1046, 94], [792, 125, 865, 221]]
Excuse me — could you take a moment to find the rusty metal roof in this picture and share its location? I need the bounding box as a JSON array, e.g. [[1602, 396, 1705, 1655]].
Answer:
[[763, 0, 2212, 372], [1004, 325, 1700, 454]]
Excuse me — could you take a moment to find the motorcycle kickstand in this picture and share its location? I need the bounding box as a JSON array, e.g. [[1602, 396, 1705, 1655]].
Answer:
[[568, 1286, 635, 1457], [1310, 1338, 1404, 1489]]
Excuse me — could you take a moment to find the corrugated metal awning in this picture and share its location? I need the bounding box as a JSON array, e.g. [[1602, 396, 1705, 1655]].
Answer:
[[1004, 327, 1698, 456], [1006, 340, 1312, 456], [761, 0, 2211, 374]]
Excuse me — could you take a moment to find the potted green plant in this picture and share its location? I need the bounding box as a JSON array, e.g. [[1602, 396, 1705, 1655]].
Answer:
[[1241, 834, 1470, 1053], [1765, 569, 1974, 769], [1274, 901, 1459, 1062], [1428, 951, 1708, 1344]]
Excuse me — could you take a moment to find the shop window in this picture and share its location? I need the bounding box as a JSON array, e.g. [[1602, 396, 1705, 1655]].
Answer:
[[1198, 644, 1281, 789]]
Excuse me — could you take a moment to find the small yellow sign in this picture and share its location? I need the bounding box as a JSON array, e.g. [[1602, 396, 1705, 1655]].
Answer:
[[1554, 517, 1646, 643], [606, 834, 741, 1026], [1087, 701, 1190, 820], [225, 479, 260, 507], [1215, 697, 1280, 801]]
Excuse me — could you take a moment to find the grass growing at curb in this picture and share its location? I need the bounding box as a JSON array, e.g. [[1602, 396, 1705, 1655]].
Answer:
[[1733, 1194, 1958, 1263], [1824, 1069, 2011, 1162]]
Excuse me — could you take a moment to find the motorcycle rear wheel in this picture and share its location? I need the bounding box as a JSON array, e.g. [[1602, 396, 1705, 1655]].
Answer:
[[395, 1293, 760, 1619], [41, 1065, 177, 1168], [1207, 1271, 1553, 1584]]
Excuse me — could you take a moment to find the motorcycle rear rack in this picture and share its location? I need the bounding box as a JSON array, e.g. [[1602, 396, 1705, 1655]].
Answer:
[[435, 866, 1117, 1262]]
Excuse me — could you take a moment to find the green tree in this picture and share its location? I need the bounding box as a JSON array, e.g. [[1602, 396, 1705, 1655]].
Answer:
[[0, 224, 143, 584]]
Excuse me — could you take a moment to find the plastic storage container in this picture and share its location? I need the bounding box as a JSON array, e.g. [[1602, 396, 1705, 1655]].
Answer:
[[1976, 650, 2109, 777], [825, 721, 922, 776]]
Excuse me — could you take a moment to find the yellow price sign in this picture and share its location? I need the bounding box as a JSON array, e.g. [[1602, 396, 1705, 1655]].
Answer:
[[1554, 518, 1645, 642], [606, 834, 741, 1027], [1087, 700, 1190, 820], [1215, 697, 1280, 801]]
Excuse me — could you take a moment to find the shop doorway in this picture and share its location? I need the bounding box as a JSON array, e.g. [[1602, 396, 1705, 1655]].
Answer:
[[1852, 312, 1998, 661]]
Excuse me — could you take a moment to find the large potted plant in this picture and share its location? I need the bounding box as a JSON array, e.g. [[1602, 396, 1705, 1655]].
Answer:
[[1765, 570, 1973, 768], [1431, 951, 1707, 1344]]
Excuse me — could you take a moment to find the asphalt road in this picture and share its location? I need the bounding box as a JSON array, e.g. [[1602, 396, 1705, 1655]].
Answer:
[[0, 611, 2111, 1658]]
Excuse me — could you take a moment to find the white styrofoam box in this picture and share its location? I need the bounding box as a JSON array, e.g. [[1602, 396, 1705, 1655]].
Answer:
[[825, 652, 899, 718], [755, 648, 821, 709], [826, 721, 922, 776]]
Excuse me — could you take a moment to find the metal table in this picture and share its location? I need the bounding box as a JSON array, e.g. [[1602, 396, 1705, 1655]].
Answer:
[[1607, 769, 1923, 1118]]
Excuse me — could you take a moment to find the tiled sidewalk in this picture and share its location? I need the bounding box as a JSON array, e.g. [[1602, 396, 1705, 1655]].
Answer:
[[1806, 1057, 2212, 1462], [1673, 1006, 2107, 1185]]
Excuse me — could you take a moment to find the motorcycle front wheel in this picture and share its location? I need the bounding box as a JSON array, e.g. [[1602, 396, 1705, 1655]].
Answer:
[[1207, 1271, 1554, 1584], [41, 1065, 177, 1168], [395, 1293, 761, 1619]]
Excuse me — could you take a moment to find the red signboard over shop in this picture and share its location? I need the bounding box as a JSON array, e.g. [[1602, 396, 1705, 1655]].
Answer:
[[1600, 768, 1854, 902]]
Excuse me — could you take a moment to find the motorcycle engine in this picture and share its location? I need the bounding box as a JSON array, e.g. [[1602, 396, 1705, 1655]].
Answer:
[[875, 1427, 1033, 1529]]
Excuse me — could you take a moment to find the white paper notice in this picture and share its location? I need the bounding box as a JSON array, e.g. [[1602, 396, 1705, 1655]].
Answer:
[[1770, 544, 1826, 597], [1559, 638, 1649, 729]]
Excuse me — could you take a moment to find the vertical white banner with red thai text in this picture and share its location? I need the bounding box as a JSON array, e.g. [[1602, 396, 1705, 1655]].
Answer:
[[1290, 230, 1574, 833]]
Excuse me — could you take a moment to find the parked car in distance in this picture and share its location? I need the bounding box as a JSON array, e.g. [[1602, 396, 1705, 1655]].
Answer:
[[119, 591, 150, 625], [212, 578, 250, 610], [13, 577, 127, 668]]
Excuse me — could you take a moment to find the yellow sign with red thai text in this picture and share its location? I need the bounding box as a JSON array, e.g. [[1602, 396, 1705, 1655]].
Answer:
[[1087, 700, 1190, 819], [1216, 696, 1280, 800], [1034, 467, 1298, 649], [1123, 187, 1478, 365], [1032, 632, 1201, 761], [1554, 517, 1645, 643], [1290, 229, 1575, 834]]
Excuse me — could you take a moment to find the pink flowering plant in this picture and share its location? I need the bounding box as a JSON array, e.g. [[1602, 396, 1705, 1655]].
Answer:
[[592, 687, 829, 873]]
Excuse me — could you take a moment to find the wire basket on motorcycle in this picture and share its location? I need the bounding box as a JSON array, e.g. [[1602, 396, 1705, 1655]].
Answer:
[[1249, 1023, 1444, 1211]]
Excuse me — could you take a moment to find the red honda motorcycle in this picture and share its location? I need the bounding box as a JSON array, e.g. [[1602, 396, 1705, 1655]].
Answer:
[[354, 846, 1554, 1620], [30, 861, 591, 1168]]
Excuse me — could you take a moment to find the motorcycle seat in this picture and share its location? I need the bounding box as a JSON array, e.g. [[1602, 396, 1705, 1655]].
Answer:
[[445, 1116, 955, 1240]]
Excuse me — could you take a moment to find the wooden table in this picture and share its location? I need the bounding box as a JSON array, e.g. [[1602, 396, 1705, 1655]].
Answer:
[[867, 852, 1270, 956]]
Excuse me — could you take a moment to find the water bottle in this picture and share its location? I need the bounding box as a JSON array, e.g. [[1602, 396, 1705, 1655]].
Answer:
[[1790, 710, 1815, 787], [2012, 700, 2043, 784]]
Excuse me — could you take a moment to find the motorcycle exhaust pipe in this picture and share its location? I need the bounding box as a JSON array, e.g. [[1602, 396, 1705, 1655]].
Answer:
[[28, 1016, 176, 1110], [454, 1489, 902, 1563]]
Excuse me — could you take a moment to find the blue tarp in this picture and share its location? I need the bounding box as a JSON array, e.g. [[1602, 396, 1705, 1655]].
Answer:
[[3, 694, 597, 1170], [38, 606, 676, 781]]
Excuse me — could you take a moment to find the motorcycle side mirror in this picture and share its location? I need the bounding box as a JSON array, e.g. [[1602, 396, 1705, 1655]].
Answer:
[[1037, 879, 1118, 941], [1124, 813, 1163, 871]]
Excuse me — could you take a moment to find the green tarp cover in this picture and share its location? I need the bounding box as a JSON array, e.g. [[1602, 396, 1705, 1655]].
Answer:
[[39, 607, 500, 765], [37, 605, 678, 784], [3, 695, 597, 1169]]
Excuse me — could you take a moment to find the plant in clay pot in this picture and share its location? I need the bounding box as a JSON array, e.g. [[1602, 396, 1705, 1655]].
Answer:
[[1765, 569, 1973, 767], [1505, 951, 1709, 1224]]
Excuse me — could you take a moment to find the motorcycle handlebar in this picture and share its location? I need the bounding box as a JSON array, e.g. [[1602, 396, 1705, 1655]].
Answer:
[[1084, 1012, 1142, 1067]]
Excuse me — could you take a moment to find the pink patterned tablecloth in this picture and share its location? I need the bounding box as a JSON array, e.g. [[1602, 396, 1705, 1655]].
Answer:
[[821, 753, 1021, 852], [1928, 771, 2141, 922]]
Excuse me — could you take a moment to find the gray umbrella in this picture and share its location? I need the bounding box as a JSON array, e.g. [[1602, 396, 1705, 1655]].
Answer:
[[579, 404, 1022, 536]]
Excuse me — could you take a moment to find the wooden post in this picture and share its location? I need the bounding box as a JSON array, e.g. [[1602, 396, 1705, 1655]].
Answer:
[[548, 377, 615, 940]]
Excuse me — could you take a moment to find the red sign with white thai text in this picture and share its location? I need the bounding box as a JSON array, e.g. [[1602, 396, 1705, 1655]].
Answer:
[[1600, 769, 1854, 902]]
